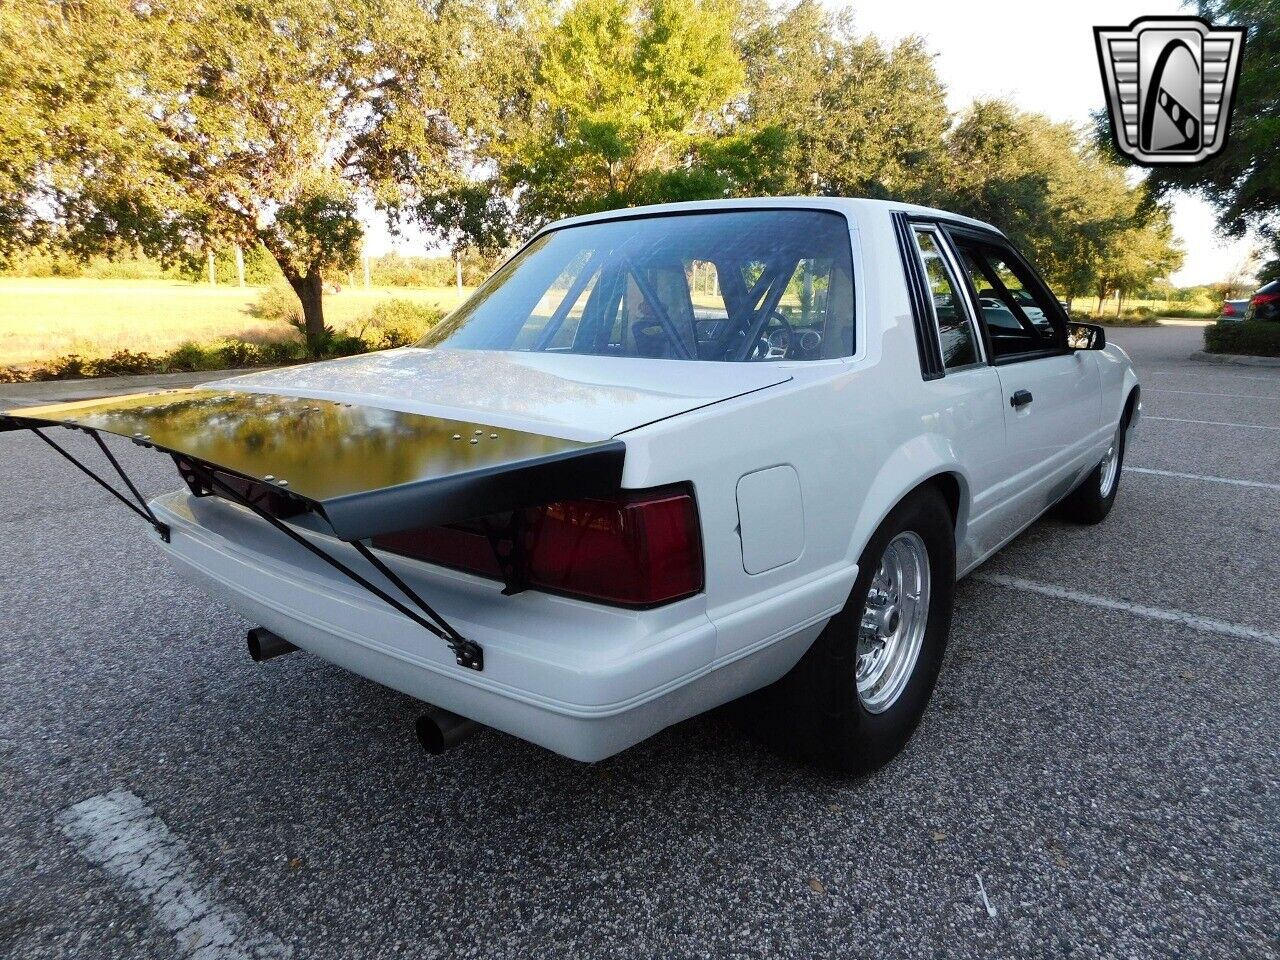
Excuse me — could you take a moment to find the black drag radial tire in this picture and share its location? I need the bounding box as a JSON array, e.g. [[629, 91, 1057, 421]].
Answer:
[[735, 486, 955, 775], [1058, 416, 1127, 525]]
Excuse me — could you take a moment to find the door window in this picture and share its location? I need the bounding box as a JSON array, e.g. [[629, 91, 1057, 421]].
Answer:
[[912, 228, 979, 370], [954, 241, 1061, 360]]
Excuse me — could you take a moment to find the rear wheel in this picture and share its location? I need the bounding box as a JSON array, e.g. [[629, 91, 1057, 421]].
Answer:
[[750, 487, 955, 774]]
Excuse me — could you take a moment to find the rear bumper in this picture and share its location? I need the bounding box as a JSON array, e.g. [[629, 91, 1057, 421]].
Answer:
[[150, 491, 823, 761]]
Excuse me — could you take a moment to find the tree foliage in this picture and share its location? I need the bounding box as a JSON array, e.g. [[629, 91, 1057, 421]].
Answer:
[[1135, 0, 1279, 242], [736, 1, 949, 198], [499, 0, 742, 227], [0, 0, 1196, 336], [1, 0, 530, 351]]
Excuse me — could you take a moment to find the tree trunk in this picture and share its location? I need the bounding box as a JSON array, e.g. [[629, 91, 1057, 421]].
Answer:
[[287, 271, 326, 356]]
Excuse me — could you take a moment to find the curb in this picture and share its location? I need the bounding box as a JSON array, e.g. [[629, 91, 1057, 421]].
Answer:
[[0, 367, 270, 407], [1189, 350, 1280, 369]]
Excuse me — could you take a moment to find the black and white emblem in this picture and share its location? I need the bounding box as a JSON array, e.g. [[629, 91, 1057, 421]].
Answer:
[[1095, 16, 1244, 166]]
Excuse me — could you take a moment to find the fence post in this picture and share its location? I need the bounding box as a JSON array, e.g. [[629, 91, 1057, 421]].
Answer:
[[207, 251, 216, 287], [234, 246, 245, 288]]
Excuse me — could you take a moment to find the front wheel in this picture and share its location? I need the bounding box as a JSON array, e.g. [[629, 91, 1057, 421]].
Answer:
[[1059, 417, 1127, 524], [754, 487, 956, 774]]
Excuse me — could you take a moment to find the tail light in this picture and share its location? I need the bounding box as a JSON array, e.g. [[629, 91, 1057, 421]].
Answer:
[[373, 486, 703, 608], [1251, 293, 1279, 307], [1223, 303, 1238, 316]]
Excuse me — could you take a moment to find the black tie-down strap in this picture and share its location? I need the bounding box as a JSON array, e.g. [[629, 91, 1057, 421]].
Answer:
[[20, 424, 482, 671]]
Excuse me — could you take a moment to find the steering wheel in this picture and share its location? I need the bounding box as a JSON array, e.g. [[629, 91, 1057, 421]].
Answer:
[[754, 311, 794, 360], [718, 310, 795, 361]]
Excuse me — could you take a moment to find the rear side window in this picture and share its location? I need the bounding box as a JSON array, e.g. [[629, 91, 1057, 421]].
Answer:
[[912, 228, 979, 370], [953, 241, 1060, 360], [419, 210, 856, 362]]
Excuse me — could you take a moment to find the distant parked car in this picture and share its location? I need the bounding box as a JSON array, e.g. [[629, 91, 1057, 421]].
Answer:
[[1221, 299, 1249, 320], [1245, 281, 1279, 322]]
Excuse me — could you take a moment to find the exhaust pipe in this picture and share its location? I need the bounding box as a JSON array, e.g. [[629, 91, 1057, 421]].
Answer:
[[246, 627, 298, 662], [415, 707, 479, 755]]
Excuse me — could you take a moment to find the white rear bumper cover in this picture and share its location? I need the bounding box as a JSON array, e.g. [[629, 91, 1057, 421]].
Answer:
[[150, 492, 836, 761]]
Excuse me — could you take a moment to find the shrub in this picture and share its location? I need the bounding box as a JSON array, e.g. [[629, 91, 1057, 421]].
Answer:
[[32, 354, 91, 379], [1161, 305, 1219, 319], [249, 283, 304, 325], [258, 340, 306, 364], [1204, 319, 1280, 358], [163, 342, 222, 372], [87, 350, 164, 377], [355, 298, 443, 349], [212, 340, 264, 369]]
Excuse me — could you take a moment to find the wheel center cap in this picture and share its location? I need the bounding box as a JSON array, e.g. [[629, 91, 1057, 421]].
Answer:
[[870, 605, 900, 638]]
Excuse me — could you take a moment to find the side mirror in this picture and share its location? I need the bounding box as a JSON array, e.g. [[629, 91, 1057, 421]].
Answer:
[[1067, 322, 1106, 351]]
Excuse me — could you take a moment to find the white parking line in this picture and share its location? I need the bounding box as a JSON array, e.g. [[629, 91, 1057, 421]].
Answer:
[[1145, 415, 1280, 431], [1126, 466, 1280, 491], [972, 573, 1280, 647], [58, 789, 288, 960], [1147, 388, 1280, 401], [1148, 369, 1280, 383]]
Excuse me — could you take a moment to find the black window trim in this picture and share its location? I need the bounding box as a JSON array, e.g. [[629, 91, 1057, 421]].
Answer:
[[939, 223, 1072, 366], [891, 211, 944, 380], [909, 222, 988, 373]]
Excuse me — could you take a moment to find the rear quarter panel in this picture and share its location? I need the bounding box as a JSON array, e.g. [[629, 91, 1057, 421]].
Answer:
[[616, 206, 980, 679]]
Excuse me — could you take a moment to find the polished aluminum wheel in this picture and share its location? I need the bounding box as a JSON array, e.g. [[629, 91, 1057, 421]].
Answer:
[[1099, 426, 1121, 497], [856, 531, 931, 713]]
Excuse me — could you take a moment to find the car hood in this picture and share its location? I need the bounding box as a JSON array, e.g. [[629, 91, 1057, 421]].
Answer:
[[214, 348, 793, 442]]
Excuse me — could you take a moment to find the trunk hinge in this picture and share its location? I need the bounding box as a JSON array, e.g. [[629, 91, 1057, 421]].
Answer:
[[31, 426, 171, 542]]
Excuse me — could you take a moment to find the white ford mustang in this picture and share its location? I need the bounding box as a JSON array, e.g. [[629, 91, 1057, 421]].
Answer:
[[3, 198, 1140, 772]]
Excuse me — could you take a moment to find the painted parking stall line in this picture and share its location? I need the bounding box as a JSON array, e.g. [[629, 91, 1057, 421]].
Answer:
[[1146, 389, 1280, 401], [1125, 466, 1280, 492], [972, 573, 1280, 648], [1144, 415, 1280, 431], [58, 789, 288, 960]]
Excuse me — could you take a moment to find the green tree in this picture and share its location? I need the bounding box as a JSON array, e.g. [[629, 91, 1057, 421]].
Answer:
[[1091, 209, 1184, 316], [500, 0, 743, 228], [1135, 1, 1280, 241], [1, 0, 528, 353], [736, 0, 949, 198]]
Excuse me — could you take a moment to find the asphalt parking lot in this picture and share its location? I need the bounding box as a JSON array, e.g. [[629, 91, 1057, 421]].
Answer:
[[1, 323, 1277, 960]]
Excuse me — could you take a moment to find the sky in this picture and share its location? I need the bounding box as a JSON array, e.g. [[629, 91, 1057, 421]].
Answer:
[[852, 0, 1258, 285], [368, 0, 1258, 286]]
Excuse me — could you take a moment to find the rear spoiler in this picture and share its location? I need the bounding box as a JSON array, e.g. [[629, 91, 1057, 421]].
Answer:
[[1, 389, 626, 671]]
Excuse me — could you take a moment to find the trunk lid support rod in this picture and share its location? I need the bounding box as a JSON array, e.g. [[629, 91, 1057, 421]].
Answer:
[[32, 427, 170, 542], [202, 469, 484, 671]]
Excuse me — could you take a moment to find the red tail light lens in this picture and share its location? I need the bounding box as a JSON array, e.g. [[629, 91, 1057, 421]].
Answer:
[[1223, 303, 1238, 316], [372, 486, 703, 608], [1252, 293, 1279, 306]]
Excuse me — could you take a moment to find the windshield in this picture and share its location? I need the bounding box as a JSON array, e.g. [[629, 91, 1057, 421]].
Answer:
[[417, 210, 855, 361]]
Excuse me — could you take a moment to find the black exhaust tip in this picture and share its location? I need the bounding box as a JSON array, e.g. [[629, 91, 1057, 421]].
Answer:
[[415, 708, 479, 755], [246, 627, 298, 662]]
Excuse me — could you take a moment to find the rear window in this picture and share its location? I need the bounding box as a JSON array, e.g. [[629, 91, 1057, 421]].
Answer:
[[417, 210, 855, 361]]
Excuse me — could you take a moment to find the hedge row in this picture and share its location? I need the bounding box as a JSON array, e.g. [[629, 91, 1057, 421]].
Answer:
[[1203, 319, 1280, 358]]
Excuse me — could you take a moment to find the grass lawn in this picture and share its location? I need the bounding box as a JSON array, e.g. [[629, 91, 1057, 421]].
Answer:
[[0, 277, 474, 367]]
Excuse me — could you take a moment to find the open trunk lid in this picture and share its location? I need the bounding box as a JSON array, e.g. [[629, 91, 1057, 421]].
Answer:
[[0, 389, 624, 541]]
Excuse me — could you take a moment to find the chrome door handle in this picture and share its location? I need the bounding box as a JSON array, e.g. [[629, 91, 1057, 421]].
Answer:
[[1010, 389, 1033, 408]]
